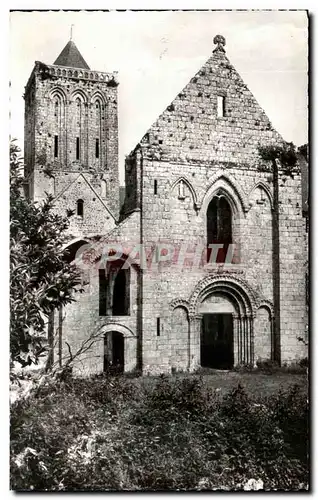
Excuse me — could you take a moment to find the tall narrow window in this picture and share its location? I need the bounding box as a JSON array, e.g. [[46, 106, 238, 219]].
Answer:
[[76, 137, 80, 160], [101, 179, 107, 198], [207, 196, 232, 263], [94, 100, 102, 162], [207, 198, 218, 246], [52, 94, 64, 162], [157, 317, 161, 337], [178, 180, 185, 200], [217, 95, 225, 117], [54, 135, 58, 158], [99, 269, 107, 316], [112, 268, 130, 316], [77, 199, 84, 218], [154, 179, 158, 195]]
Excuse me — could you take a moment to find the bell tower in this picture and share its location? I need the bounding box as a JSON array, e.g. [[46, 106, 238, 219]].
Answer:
[[23, 37, 119, 237]]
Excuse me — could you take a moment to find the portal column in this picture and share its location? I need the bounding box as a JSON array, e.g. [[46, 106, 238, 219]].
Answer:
[[188, 314, 201, 371], [232, 314, 239, 366], [241, 314, 254, 365], [249, 314, 255, 367], [241, 315, 248, 364], [238, 314, 243, 364]]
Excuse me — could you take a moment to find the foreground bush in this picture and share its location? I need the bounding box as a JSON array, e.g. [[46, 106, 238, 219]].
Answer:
[[10, 374, 309, 491]]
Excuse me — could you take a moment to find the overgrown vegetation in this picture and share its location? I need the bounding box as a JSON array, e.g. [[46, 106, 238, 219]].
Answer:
[[258, 141, 298, 175], [10, 141, 81, 369], [10, 374, 308, 491]]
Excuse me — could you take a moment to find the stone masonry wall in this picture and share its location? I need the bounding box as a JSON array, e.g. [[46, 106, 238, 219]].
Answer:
[[277, 172, 307, 361], [125, 41, 307, 372], [32, 169, 116, 238], [53, 259, 139, 376], [50, 210, 142, 373], [25, 38, 307, 375], [139, 159, 279, 372], [24, 62, 120, 225]]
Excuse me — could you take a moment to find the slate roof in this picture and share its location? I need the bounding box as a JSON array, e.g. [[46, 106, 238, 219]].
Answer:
[[53, 40, 90, 69]]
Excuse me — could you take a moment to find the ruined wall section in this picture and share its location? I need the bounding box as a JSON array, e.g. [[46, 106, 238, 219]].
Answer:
[[277, 172, 308, 361]]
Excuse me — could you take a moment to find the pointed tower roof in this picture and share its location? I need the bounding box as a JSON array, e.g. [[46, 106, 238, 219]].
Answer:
[[53, 40, 90, 69]]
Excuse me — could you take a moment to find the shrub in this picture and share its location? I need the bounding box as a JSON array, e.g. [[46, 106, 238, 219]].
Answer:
[[256, 359, 280, 374], [10, 374, 309, 491], [298, 357, 308, 368], [255, 359, 307, 375]]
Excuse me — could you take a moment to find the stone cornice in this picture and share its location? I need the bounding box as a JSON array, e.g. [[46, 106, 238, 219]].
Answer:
[[141, 154, 256, 171], [25, 60, 118, 94], [140, 151, 300, 175]]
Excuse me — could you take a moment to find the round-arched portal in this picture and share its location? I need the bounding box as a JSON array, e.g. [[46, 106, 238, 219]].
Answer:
[[99, 322, 137, 374], [104, 330, 125, 374], [189, 276, 257, 368], [199, 292, 236, 369]]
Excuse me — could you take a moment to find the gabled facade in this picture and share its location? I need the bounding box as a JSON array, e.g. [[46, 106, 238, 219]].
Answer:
[[24, 35, 308, 376]]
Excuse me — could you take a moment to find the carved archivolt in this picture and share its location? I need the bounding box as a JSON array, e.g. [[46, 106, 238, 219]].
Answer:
[[71, 89, 89, 104], [49, 86, 67, 103], [257, 300, 274, 318], [188, 274, 259, 317], [91, 91, 107, 105], [169, 298, 190, 313], [98, 321, 136, 338]]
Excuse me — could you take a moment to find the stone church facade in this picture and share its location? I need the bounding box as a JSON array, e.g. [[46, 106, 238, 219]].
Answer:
[[23, 36, 308, 375]]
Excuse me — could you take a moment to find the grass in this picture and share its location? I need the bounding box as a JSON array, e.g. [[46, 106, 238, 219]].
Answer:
[[10, 371, 309, 492], [134, 370, 308, 399]]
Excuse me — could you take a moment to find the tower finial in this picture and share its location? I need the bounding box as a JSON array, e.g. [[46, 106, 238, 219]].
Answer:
[[70, 24, 74, 41], [213, 34, 226, 53]]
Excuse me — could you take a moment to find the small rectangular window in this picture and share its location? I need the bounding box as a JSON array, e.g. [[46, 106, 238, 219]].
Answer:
[[99, 269, 107, 316], [95, 138, 99, 159], [54, 135, 58, 158], [157, 317, 160, 337], [77, 199, 84, 218], [154, 179, 158, 195], [76, 137, 80, 160], [217, 96, 225, 117]]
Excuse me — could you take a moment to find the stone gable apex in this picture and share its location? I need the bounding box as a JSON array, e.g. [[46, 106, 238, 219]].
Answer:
[[134, 36, 284, 166], [54, 172, 115, 221]]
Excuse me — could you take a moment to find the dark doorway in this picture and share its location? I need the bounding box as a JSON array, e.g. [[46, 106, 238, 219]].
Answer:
[[104, 331, 124, 374], [112, 269, 130, 315], [201, 314, 234, 369]]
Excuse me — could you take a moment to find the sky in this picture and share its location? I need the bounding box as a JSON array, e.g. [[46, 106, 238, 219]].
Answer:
[[9, 10, 308, 183]]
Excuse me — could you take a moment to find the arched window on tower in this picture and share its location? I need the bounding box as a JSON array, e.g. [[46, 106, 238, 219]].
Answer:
[[54, 99, 59, 119], [77, 199, 84, 218], [52, 94, 64, 160], [207, 195, 232, 263], [75, 98, 82, 161], [93, 99, 102, 162]]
